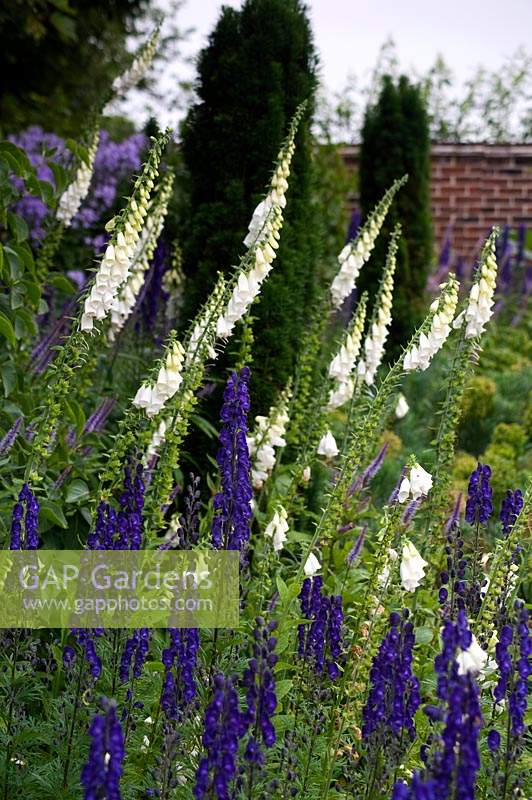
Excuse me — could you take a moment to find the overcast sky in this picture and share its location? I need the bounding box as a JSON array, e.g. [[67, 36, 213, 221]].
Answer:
[[177, 0, 531, 90], [122, 0, 531, 127]]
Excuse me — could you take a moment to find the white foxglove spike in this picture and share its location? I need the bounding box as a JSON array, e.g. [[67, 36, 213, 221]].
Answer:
[[403, 275, 459, 373], [56, 131, 99, 227], [464, 234, 498, 339], [112, 27, 160, 97], [248, 385, 291, 488]]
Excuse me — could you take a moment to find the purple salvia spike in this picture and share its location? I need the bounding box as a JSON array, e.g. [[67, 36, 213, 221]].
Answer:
[[346, 527, 366, 566], [388, 466, 407, 505], [0, 417, 22, 456], [444, 492, 462, 535]]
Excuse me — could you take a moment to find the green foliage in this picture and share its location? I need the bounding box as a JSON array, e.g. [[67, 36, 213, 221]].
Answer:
[[0, 0, 148, 137], [359, 74, 433, 354], [180, 0, 318, 412]]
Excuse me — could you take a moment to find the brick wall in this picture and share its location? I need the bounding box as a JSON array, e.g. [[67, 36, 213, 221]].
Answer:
[[340, 143, 532, 260]]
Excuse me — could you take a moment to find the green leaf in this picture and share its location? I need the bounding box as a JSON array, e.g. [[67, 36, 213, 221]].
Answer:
[[39, 500, 68, 529], [1, 363, 16, 396], [50, 11, 77, 41], [65, 479, 90, 504], [65, 399, 86, 435], [191, 413, 218, 439], [14, 307, 38, 338], [275, 679, 293, 702], [7, 211, 28, 243], [4, 246, 23, 280], [144, 661, 165, 672], [0, 312, 16, 346], [48, 273, 76, 295], [415, 626, 434, 645], [276, 575, 289, 602], [0, 141, 32, 178], [10, 284, 26, 310]]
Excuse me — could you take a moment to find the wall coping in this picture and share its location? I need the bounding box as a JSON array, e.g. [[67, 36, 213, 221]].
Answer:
[[340, 143, 532, 159]]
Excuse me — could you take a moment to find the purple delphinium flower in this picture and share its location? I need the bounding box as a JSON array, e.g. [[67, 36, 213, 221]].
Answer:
[[242, 617, 278, 764], [297, 577, 343, 679], [116, 464, 145, 550], [80, 700, 125, 800], [160, 475, 200, 550], [494, 603, 531, 737], [87, 501, 117, 550], [10, 483, 40, 549], [362, 610, 420, 743], [87, 464, 144, 551], [119, 628, 151, 684], [499, 489, 524, 538], [402, 497, 422, 524], [193, 673, 248, 800], [465, 463, 493, 525], [0, 417, 22, 456], [62, 645, 76, 670], [71, 629, 103, 679], [211, 369, 253, 558], [161, 629, 200, 720], [139, 238, 170, 331], [393, 611, 483, 800]]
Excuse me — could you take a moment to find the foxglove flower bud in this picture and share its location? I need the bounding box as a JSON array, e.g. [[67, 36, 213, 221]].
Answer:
[[264, 505, 289, 551], [395, 393, 409, 419], [400, 541, 428, 592], [304, 552, 321, 577], [359, 226, 400, 385], [317, 430, 339, 459], [80, 130, 170, 332]]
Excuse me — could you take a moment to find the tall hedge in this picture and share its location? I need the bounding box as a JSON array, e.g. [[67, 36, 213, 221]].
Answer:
[[359, 75, 433, 353], [180, 0, 317, 412]]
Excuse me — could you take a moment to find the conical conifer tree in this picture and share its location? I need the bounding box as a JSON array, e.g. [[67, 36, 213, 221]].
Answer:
[[359, 75, 433, 355], [180, 0, 317, 411]]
